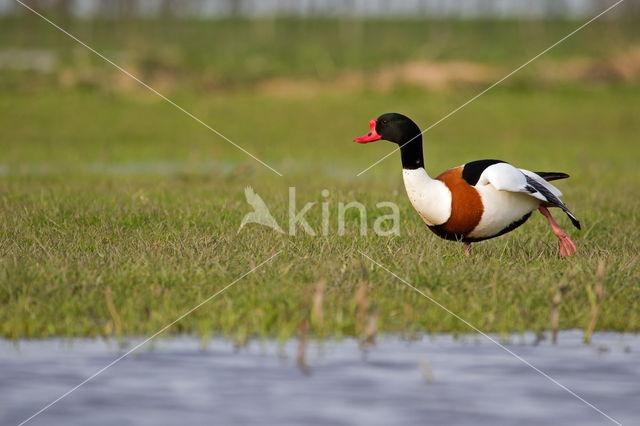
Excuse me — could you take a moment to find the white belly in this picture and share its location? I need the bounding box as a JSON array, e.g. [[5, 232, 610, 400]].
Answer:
[[467, 184, 540, 239]]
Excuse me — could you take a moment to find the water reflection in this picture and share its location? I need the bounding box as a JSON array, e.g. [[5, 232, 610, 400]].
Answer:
[[2, 330, 637, 425]]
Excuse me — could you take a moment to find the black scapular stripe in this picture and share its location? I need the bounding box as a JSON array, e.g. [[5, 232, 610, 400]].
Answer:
[[461, 159, 505, 186]]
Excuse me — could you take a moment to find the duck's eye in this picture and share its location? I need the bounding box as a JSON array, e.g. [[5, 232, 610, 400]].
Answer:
[[381, 119, 388, 125]]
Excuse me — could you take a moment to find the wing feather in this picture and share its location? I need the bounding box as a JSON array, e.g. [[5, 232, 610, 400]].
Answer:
[[478, 163, 580, 230], [477, 163, 562, 200], [520, 169, 563, 197]]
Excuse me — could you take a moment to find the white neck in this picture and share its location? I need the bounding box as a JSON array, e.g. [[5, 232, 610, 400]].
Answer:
[[402, 168, 451, 226]]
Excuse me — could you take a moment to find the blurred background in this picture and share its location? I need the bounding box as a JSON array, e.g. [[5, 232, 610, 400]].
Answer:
[[2, 0, 640, 18], [1, 0, 639, 178], [1, 0, 639, 340]]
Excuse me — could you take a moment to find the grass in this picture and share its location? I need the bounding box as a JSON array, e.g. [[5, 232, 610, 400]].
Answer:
[[1, 18, 639, 341]]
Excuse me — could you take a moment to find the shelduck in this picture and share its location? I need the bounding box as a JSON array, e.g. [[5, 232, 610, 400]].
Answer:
[[354, 113, 581, 258]]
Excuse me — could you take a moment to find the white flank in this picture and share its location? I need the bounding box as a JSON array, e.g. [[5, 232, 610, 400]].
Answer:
[[468, 185, 539, 239]]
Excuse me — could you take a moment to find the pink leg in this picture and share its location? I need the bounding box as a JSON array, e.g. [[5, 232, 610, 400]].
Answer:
[[538, 207, 577, 258], [463, 242, 472, 257]]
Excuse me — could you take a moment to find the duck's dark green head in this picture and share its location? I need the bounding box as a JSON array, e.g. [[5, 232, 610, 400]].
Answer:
[[353, 113, 421, 145]]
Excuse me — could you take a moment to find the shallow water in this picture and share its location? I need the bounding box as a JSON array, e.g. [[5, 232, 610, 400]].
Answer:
[[0, 0, 604, 19], [2, 330, 638, 426]]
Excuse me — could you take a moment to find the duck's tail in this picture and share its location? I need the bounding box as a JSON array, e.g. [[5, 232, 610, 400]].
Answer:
[[534, 171, 570, 182]]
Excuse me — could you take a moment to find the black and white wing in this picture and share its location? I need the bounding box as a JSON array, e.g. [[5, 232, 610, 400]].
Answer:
[[476, 162, 581, 230]]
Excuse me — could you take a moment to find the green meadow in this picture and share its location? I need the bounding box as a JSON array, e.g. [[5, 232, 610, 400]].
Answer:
[[1, 18, 639, 341]]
